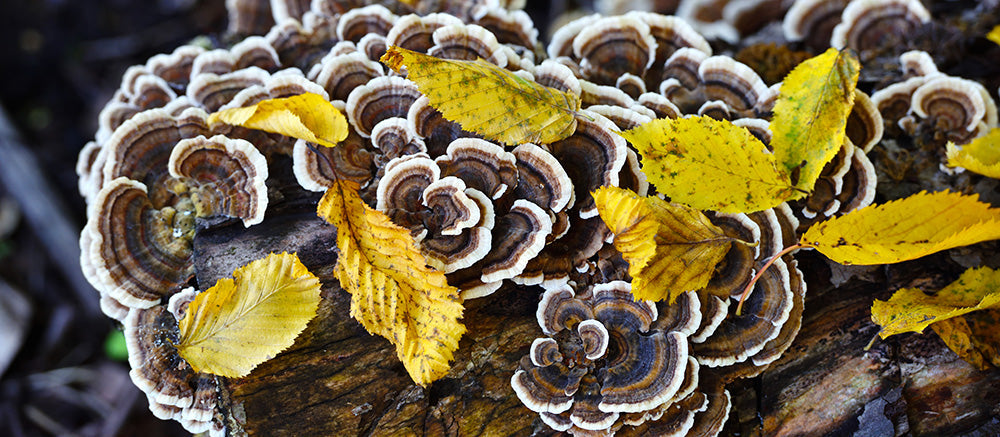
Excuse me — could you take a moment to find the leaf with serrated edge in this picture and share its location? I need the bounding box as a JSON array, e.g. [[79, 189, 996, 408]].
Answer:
[[872, 267, 1000, 340], [621, 116, 796, 213], [947, 127, 1000, 178], [208, 93, 348, 148], [381, 46, 580, 146], [771, 48, 859, 197], [317, 179, 465, 386], [593, 186, 741, 302], [175, 252, 321, 378], [801, 191, 1000, 265]]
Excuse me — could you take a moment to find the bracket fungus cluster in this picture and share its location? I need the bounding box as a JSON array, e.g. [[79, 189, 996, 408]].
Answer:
[[76, 0, 1000, 435]]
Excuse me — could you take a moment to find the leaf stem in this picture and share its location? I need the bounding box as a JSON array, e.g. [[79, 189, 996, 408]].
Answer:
[[736, 243, 805, 315]]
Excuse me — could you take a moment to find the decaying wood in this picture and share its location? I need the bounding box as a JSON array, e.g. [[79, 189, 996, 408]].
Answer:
[[192, 167, 1000, 436]]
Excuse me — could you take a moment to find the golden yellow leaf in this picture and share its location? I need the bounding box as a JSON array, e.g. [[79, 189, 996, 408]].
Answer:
[[931, 309, 1000, 370], [946, 127, 1000, 178], [989, 25, 1000, 46], [620, 116, 796, 213], [317, 179, 465, 385], [771, 48, 859, 197], [872, 267, 1000, 340], [175, 252, 321, 378], [593, 186, 741, 302], [801, 191, 1000, 265], [208, 92, 348, 148], [380, 45, 580, 145]]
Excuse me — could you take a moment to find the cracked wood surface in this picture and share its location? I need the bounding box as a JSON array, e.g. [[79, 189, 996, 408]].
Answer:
[[192, 166, 1000, 436]]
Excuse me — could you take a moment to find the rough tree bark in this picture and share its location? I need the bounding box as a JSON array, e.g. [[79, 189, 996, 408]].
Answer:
[[193, 165, 1000, 436]]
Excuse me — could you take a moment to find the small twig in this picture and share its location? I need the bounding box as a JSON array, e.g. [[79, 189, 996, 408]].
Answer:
[[736, 243, 805, 315]]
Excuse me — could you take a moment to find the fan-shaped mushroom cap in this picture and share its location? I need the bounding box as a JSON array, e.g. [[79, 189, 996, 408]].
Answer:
[[578, 319, 611, 360], [511, 357, 585, 414], [871, 76, 925, 129], [638, 92, 682, 119], [435, 138, 517, 200], [386, 13, 464, 53], [145, 45, 203, 89], [530, 337, 564, 367], [124, 306, 220, 434], [469, 5, 537, 50], [100, 108, 211, 208], [537, 284, 594, 335], [346, 76, 422, 137], [226, 0, 276, 37], [511, 143, 573, 212], [312, 51, 385, 103], [599, 327, 687, 414], [421, 176, 479, 236], [547, 112, 627, 219], [846, 89, 884, 153], [588, 105, 654, 131], [533, 60, 583, 97], [910, 76, 988, 142], [699, 56, 769, 112], [187, 67, 271, 112], [702, 213, 759, 298], [746, 258, 806, 367], [291, 128, 375, 192], [192, 37, 281, 77], [168, 135, 269, 227], [407, 96, 474, 157], [357, 32, 388, 62], [548, 13, 601, 60], [615, 73, 647, 99], [690, 294, 729, 343], [836, 145, 877, 214], [653, 291, 702, 336], [98, 75, 177, 142], [86, 178, 194, 309], [428, 24, 506, 65], [686, 378, 731, 437], [663, 47, 708, 90], [626, 12, 711, 85], [376, 154, 438, 229], [573, 16, 656, 86], [371, 117, 426, 161], [900, 50, 939, 78], [336, 5, 395, 43], [698, 100, 732, 121], [732, 118, 772, 146], [580, 80, 636, 108], [830, 0, 929, 53], [692, 257, 794, 367], [782, 0, 849, 49], [479, 199, 552, 283]]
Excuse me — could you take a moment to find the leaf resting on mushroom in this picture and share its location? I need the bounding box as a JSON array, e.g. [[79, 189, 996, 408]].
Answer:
[[175, 252, 321, 378], [620, 116, 796, 213], [946, 128, 1000, 178], [380, 45, 580, 146], [771, 48, 859, 197], [208, 92, 349, 148], [593, 186, 741, 302], [317, 179, 466, 386], [872, 267, 1000, 347], [800, 191, 1000, 265]]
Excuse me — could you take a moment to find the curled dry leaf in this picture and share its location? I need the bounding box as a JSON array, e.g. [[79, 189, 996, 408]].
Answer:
[[175, 252, 322, 378], [947, 127, 1000, 179], [593, 186, 742, 302], [872, 267, 1000, 343], [318, 179, 465, 386], [801, 191, 1000, 265], [771, 48, 859, 196], [381, 46, 581, 146], [208, 92, 349, 148], [620, 116, 795, 213]]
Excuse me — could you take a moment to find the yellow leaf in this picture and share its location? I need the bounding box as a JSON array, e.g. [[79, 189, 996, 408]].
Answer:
[[593, 186, 741, 302], [989, 25, 1000, 46], [931, 310, 1000, 370], [620, 116, 796, 213], [208, 93, 348, 148], [946, 127, 1000, 178], [175, 252, 321, 377], [317, 179, 465, 385], [801, 191, 1000, 265], [380, 46, 580, 145], [872, 267, 1000, 340], [771, 48, 859, 196]]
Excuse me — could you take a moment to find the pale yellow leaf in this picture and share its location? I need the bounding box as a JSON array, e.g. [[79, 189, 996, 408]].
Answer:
[[989, 25, 1000, 46], [175, 252, 321, 378], [593, 186, 740, 302], [208, 92, 348, 148], [946, 127, 1000, 178], [801, 191, 1000, 265], [317, 179, 465, 386], [381, 45, 580, 145], [620, 116, 796, 213], [872, 267, 1000, 340], [771, 48, 859, 197]]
